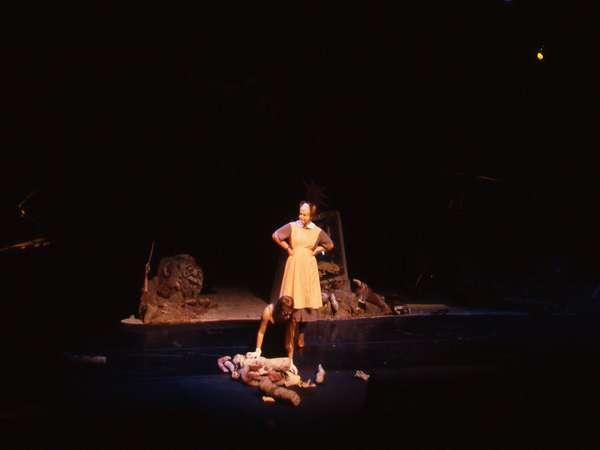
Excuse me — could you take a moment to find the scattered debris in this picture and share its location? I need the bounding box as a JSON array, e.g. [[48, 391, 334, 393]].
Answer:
[[394, 305, 411, 315], [120, 315, 144, 325], [354, 370, 370, 382], [315, 364, 326, 384], [66, 354, 107, 366], [352, 279, 392, 314]]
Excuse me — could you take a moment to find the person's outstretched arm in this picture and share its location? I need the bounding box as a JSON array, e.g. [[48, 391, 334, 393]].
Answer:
[[248, 306, 271, 358], [285, 321, 299, 374]]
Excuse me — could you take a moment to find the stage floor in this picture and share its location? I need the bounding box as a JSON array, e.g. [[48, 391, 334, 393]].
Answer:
[[3, 312, 600, 448], [120, 285, 537, 326]]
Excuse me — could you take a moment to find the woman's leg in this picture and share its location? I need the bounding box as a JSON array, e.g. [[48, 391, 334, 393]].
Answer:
[[291, 309, 307, 348], [284, 321, 295, 357], [297, 321, 307, 348]]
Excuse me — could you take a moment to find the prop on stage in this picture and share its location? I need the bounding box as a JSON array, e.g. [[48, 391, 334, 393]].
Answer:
[[138, 254, 214, 324], [217, 354, 325, 406]]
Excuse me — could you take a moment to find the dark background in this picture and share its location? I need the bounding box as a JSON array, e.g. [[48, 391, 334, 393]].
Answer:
[[0, 1, 598, 332]]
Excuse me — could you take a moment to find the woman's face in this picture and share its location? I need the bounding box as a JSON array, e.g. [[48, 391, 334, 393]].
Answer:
[[298, 204, 311, 226]]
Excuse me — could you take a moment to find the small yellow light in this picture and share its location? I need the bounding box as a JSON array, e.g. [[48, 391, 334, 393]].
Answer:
[[536, 51, 544, 61]]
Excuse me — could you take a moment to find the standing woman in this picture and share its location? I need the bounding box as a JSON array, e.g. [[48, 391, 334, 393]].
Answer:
[[272, 201, 334, 348]]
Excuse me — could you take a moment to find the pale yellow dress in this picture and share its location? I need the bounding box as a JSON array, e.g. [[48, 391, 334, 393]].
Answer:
[[279, 222, 324, 310]]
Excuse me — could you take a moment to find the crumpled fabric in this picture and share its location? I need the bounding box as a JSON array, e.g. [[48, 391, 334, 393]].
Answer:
[[221, 354, 299, 385]]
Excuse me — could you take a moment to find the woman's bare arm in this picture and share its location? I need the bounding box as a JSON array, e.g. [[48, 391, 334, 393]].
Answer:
[[255, 309, 271, 351], [273, 233, 293, 256]]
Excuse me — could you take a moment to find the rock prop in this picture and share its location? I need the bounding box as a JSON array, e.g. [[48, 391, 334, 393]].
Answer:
[[138, 254, 214, 324], [315, 278, 393, 319]]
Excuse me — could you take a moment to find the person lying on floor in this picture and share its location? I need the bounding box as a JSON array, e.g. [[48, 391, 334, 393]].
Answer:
[[217, 353, 315, 406]]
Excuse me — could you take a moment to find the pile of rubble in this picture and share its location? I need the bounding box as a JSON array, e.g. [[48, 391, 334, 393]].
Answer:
[[138, 254, 215, 324], [316, 278, 394, 320]]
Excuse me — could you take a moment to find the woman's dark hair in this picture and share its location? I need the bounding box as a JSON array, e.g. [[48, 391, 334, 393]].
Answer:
[[299, 200, 317, 218], [273, 295, 294, 323]]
